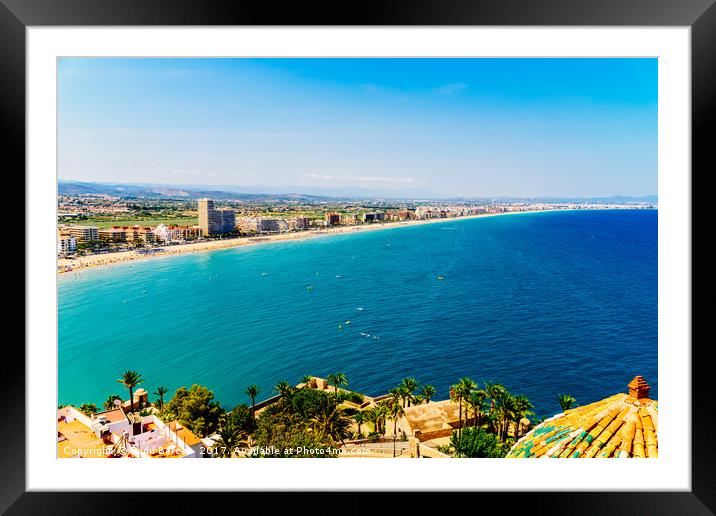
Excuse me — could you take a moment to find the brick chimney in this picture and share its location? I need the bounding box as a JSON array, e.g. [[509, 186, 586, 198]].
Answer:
[[628, 376, 651, 400]]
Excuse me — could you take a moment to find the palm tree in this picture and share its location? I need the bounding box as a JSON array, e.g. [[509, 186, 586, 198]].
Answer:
[[511, 394, 534, 440], [365, 406, 382, 435], [450, 383, 461, 431], [103, 394, 121, 411], [400, 377, 419, 407], [116, 370, 144, 414], [484, 381, 507, 425], [387, 387, 403, 406], [375, 402, 390, 435], [353, 411, 366, 436], [309, 398, 352, 444], [420, 384, 436, 404], [246, 385, 260, 420], [153, 386, 169, 410], [214, 416, 243, 458], [558, 393, 576, 412], [494, 390, 517, 442], [274, 380, 294, 400], [467, 389, 487, 428], [389, 402, 406, 457], [79, 403, 98, 416], [455, 377, 477, 439], [326, 372, 348, 398], [300, 375, 314, 388]]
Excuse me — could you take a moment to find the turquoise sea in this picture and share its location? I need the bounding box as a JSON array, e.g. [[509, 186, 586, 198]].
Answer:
[[58, 210, 658, 418]]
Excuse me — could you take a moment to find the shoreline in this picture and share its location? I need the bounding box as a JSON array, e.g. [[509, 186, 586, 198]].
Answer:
[[55, 208, 632, 275]]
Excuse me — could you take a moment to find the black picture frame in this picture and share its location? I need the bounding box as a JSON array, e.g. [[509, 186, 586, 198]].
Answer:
[[4, 0, 711, 513]]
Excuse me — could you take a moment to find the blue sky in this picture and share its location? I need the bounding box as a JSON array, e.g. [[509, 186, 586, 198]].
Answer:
[[58, 58, 657, 198]]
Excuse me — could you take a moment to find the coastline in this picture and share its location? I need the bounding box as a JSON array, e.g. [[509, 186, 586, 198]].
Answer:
[[55, 208, 581, 274]]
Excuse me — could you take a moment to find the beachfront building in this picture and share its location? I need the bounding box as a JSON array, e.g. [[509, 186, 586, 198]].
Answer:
[[325, 212, 341, 226], [237, 216, 260, 233], [153, 224, 202, 244], [97, 227, 126, 243], [58, 405, 204, 459], [65, 225, 99, 242], [341, 213, 359, 225], [198, 198, 236, 235], [57, 233, 77, 256], [415, 206, 446, 219], [363, 212, 385, 223], [291, 216, 311, 230], [258, 218, 289, 233], [98, 225, 156, 245], [384, 210, 415, 221], [507, 376, 658, 459]]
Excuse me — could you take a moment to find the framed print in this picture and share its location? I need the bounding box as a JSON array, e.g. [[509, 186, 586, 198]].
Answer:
[[4, 0, 712, 513]]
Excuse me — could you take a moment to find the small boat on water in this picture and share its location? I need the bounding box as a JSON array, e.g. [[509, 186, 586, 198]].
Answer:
[[345, 320, 351, 325], [360, 332, 370, 337], [437, 275, 445, 280], [306, 286, 314, 291], [357, 307, 364, 311]]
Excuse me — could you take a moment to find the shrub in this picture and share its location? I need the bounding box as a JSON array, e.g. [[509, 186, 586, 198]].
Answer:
[[450, 427, 507, 458]]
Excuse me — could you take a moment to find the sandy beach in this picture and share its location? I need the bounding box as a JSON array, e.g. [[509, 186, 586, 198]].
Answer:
[[57, 210, 554, 274]]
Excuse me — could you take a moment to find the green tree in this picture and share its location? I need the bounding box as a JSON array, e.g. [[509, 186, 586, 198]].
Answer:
[[484, 381, 507, 431], [326, 372, 348, 398], [467, 389, 487, 428], [160, 384, 224, 437], [228, 403, 256, 435], [246, 384, 260, 420], [387, 387, 403, 407], [511, 394, 534, 440], [389, 402, 406, 457], [300, 375, 314, 388], [399, 377, 419, 407], [453, 377, 477, 442], [116, 370, 144, 414], [558, 393, 577, 412], [274, 380, 295, 400], [252, 408, 335, 458], [79, 403, 98, 416], [420, 384, 436, 404], [353, 411, 366, 436], [103, 394, 121, 411], [451, 427, 507, 458], [213, 415, 244, 458], [153, 386, 169, 410], [365, 406, 382, 435], [309, 397, 352, 445]]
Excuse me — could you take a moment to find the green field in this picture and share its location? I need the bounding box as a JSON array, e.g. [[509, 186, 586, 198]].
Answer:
[[66, 217, 198, 229]]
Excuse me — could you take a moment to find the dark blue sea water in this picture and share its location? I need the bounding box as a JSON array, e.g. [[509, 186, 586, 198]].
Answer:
[[58, 210, 657, 418]]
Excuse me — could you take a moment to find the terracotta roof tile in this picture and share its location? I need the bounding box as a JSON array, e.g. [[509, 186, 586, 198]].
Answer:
[[507, 377, 657, 459]]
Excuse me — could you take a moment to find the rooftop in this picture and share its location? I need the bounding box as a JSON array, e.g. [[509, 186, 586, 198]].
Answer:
[[93, 408, 127, 424], [168, 421, 202, 447], [57, 419, 114, 459], [507, 376, 658, 459]]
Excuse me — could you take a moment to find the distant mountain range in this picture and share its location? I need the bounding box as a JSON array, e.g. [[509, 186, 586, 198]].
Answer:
[[58, 180, 657, 204]]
